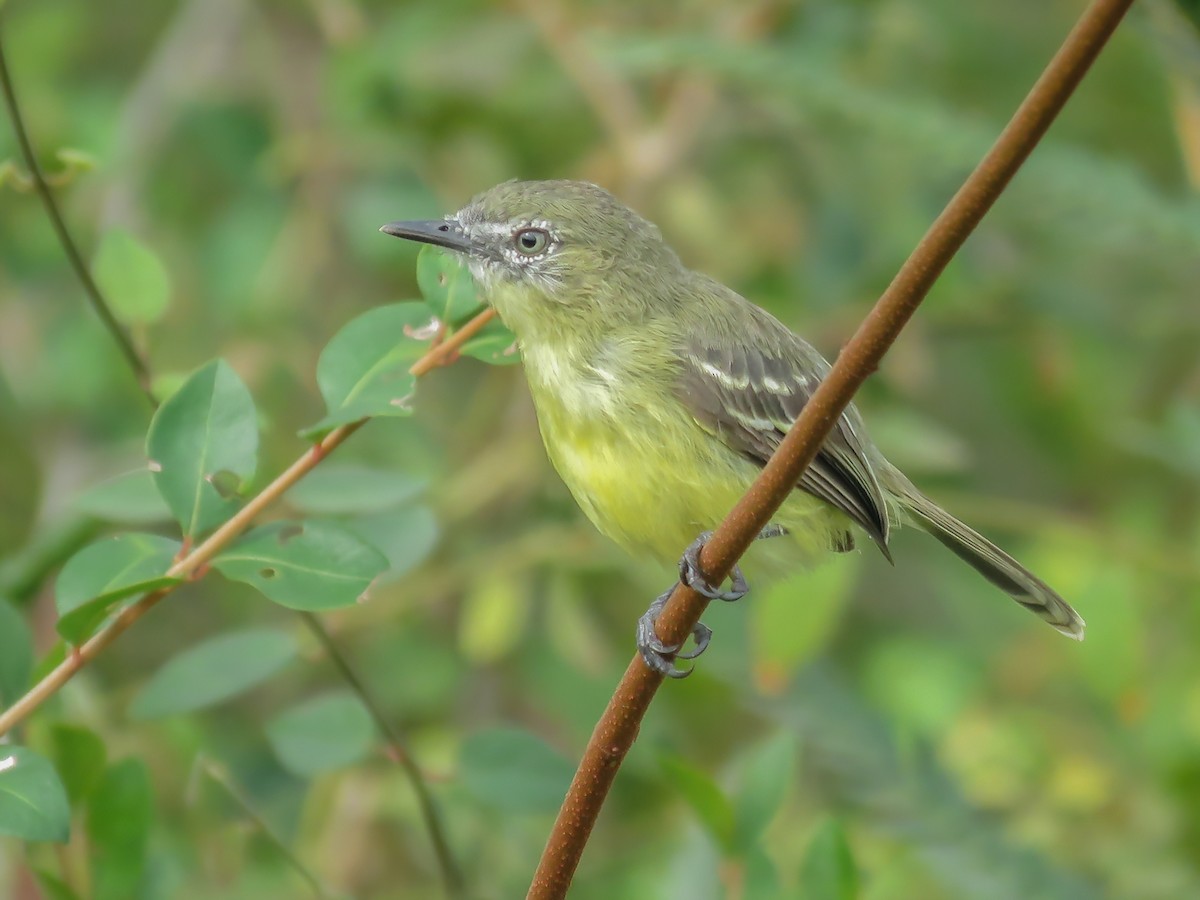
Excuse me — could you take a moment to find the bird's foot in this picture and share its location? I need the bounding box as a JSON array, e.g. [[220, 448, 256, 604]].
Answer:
[[638, 527, 781, 678], [636, 588, 713, 679], [679, 531, 748, 602]]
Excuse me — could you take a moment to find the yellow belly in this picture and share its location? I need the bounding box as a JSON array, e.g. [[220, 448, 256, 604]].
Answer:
[[535, 393, 842, 565]]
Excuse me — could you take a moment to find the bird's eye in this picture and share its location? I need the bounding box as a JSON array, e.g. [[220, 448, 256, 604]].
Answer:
[[513, 228, 550, 256]]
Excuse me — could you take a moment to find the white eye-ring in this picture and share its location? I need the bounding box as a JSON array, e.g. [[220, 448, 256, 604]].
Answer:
[[513, 228, 550, 256]]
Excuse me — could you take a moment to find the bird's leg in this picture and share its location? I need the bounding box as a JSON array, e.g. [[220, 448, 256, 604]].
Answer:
[[637, 525, 787, 678], [637, 588, 712, 679], [679, 525, 786, 602]]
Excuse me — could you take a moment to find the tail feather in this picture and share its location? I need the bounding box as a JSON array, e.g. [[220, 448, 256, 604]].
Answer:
[[887, 476, 1085, 640]]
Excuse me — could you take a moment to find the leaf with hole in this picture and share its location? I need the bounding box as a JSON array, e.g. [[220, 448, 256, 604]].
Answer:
[[129, 628, 298, 719], [303, 303, 434, 438], [0, 747, 70, 842], [91, 229, 170, 326], [265, 692, 375, 777], [460, 728, 574, 814], [212, 520, 388, 610], [146, 360, 259, 538], [55, 534, 182, 644], [416, 244, 483, 325]]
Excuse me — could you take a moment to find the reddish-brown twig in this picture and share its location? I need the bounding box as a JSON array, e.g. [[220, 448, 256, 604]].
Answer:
[[528, 1, 1134, 896]]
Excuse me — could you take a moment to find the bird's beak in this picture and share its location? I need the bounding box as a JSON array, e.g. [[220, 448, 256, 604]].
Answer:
[[379, 218, 473, 253]]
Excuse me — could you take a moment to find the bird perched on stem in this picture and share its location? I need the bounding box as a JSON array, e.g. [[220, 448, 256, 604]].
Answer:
[[382, 180, 1084, 677]]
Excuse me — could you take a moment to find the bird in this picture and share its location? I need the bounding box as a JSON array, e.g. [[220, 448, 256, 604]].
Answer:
[[381, 179, 1084, 677]]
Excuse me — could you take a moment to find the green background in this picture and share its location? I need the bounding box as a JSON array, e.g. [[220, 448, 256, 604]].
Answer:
[[2, 0, 1199, 897]]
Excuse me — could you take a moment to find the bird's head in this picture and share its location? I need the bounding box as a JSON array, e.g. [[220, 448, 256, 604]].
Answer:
[[381, 180, 683, 339]]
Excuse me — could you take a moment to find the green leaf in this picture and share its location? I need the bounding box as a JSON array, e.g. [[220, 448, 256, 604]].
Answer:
[[744, 846, 781, 900], [212, 519, 388, 611], [0, 747, 71, 842], [0, 598, 33, 707], [91, 229, 170, 326], [0, 373, 40, 555], [344, 505, 439, 579], [32, 870, 82, 900], [416, 244, 483, 325], [129, 628, 298, 719], [749, 556, 857, 690], [304, 303, 435, 437], [797, 819, 857, 900], [1174, 0, 1200, 33], [732, 733, 797, 852], [460, 316, 520, 367], [73, 469, 172, 524], [265, 692, 375, 777], [457, 572, 532, 665], [146, 360, 259, 538], [54, 147, 97, 177], [86, 759, 152, 900], [659, 753, 735, 852], [55, 534, 183, 644], [460, 728, 574, 814], [863, 638, 980, 736], [45, 723, 107, 806], [287, 463, 425, 514], [30, 642, 66, 689]]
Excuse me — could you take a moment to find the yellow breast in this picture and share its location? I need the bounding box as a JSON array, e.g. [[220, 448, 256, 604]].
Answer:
[[520, 338, 843, 566], [523, 341, 753, 561]]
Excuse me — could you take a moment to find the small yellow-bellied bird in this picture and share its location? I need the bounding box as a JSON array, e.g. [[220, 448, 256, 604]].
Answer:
[[382, 180, 1084, 677]]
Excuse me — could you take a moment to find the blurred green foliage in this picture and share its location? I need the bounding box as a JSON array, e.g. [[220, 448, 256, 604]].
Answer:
[[1, 0, 1199, 897]]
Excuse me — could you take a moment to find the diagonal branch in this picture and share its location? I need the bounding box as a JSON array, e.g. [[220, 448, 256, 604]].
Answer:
[[527, 0, 1135, 896], [0, 310, 493, 748], [298, 612, 466, 897], [200, 757, 334, 899], [2, 21, 488, 891], [0, 25, 155, 406]]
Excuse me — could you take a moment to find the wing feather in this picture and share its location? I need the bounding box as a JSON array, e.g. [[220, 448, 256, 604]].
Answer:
[[675, 332, 892, 558]]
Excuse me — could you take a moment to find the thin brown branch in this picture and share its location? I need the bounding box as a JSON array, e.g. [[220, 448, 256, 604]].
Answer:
[[527, 0, 1135, 896], [515, 0, 644, 169], [0, 308, 494, 738], [201, 758, 333, 899], [0, 25, 156, 406], [299, 612, 465, 897]]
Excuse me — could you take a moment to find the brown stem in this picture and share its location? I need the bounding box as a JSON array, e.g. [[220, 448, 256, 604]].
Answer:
[[299, 613, 465, 897], [0, 308, 494, 738], [201, 758, 334, 899], [0, 25, 156, 406], [527, 0, 1134, 896]]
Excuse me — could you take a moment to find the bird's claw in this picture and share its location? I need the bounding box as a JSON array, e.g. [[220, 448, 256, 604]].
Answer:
[[636, 530, 769, 677], [636, 590, 713, 679], [679, 531, 748, 602]]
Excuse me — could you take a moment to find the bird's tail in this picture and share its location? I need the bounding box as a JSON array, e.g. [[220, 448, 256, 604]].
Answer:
[[885, 471, 1085, 640]]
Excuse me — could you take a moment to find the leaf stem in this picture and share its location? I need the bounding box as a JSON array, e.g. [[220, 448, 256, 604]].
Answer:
[[0, 25, 156, 406], [201, 758, 334, 900], [298, 613, 465, 897], [0, 310, 490, 733]]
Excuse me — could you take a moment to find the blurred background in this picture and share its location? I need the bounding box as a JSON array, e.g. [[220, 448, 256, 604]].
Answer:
[[1, 0, 1199, 897]]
